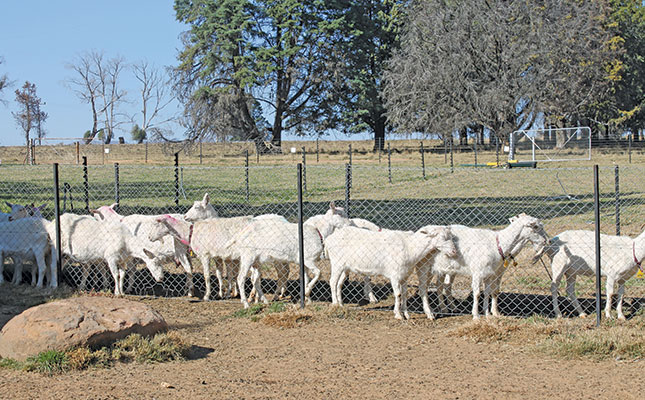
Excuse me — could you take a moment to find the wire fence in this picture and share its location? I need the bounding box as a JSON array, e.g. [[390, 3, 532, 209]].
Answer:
[[1, 161, 645, 320]]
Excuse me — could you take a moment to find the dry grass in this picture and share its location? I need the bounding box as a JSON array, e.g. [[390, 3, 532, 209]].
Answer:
[[0, 331, 190, 375], [261, 308, 313, 328], [450, 313, 645, 360], [1, 139, 642, 167]]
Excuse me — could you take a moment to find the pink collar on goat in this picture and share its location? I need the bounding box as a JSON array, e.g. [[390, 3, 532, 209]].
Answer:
[[496, 235, 506, 260], [179, 223, 195, 251]]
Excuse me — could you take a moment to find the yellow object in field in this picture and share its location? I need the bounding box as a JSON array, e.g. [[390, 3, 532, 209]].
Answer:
[[637, 270, 644, 279]]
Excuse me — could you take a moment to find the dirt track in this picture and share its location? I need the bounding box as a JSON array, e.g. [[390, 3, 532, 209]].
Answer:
[[1, 294, 644, 400]]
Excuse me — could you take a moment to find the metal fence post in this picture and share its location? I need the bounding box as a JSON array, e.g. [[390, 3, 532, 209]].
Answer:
[[316, 138, 319, 163], [629, 133, 632, 164], [297, 163, 305, 309], [388, 142, 392, 183], [450, 137, 454, 173], [348, 144, 352, 166], [82, 156, 89, 212], [200, 140, 203, 165], [114, 162, 120, 212], [174, 152, 180, 211], [615, 165, 620, 235], [474, 135, 478, 166], [420, 141, 426, 180], [145, 141, 148, 164], [302, 146, 307, 193], [53, 163, 62, 287], [593, 164, 602, 326], [245, 150, 250, 202], [345, 163, 352, 218]]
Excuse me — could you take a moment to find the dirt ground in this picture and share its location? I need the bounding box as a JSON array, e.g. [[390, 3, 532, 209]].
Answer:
[[1, 288, 644, 400]]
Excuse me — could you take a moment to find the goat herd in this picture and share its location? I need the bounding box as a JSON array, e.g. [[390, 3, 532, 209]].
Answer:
[[1, 193, 644, 321]]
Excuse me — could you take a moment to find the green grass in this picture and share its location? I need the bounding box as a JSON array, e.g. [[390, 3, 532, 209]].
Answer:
[[231, 303, 265, 319], [0, 332, 189, 375], [23, 350, 68, 375]]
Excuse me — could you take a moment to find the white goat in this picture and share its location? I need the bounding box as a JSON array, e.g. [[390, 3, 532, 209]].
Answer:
[[50, 213, 163, 295], [0, 202, 36, 222], [91, 204, 196, 296], [0, 217, 57, 288], [149, 214, 255, 300], [425, 214, 548, 319], [183, 193, 219, 221], [544, 229, 645, 320], [226, 209, 352, 308], [1, 203, 48, 285], [326, 225, 457, 320]]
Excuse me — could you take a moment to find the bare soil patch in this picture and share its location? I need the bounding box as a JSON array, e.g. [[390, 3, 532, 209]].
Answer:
[[1, 287, 644, 399]]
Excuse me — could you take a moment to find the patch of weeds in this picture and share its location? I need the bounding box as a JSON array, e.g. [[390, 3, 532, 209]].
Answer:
[[112, 332, 188, 363], [0, 357, 21, 370], [325, 306, 359, 320], [23, 350, 68, 375], [524, 314, 551, 325], [265, 301, 286, 314], [262, 309, 313, 328], [0, 332, 188, 375], [450, 319, 522, 343], [231, 303, 265, 319], [540, 323, 645, 360]]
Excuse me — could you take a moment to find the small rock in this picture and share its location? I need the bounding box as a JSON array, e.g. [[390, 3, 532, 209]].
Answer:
[[161, 382, 175, 389]]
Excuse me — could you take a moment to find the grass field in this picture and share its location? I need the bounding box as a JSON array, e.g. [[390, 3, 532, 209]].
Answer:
[[1, 139, 645, 312]]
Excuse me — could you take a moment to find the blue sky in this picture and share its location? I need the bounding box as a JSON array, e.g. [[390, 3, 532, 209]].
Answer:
[[0, 1, 377, 147], [0, 1, 187, 147]]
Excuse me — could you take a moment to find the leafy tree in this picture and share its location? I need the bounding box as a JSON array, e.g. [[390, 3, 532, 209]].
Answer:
[[173, 0, 345, 147], [602, 0, 645, 139], [12, 81, 47, 146], [383, 0, 617, 150], [333, 0, 404, 150], [131, 124, 147, 144]]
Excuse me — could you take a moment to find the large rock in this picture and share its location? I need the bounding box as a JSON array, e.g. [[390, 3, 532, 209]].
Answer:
[[0, 296, 167, 361]]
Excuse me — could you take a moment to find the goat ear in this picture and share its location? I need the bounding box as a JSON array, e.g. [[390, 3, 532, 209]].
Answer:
[[37, 204, 46, 211], [5, 201, 13, 208], [143, 248, 155, 259], [109, 203, 117, 209], [329, 201, 336, 210], [202, 193, 210, 205]]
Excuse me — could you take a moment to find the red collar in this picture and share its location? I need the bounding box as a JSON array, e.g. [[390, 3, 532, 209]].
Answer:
[[315, 227, 323, 243], [180, 223, 194, 250], [496, 235, 506, 260], [633, 242, 643, 273]]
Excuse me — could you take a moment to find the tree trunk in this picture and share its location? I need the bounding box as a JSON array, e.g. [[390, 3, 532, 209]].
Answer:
[[373, 121, 385, 151]]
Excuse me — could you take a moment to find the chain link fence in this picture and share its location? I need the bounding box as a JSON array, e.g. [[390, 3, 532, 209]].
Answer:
[[1, 162, 644, 319]]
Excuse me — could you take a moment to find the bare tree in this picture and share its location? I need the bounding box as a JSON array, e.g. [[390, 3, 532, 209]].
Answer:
[[384, 0, 616, 151], [99, 55, 127, 144], [0, 57, 12, 105], [12, 81, 47, 147], [66, 51, 127, 143], [131, 60, 175, 141]]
